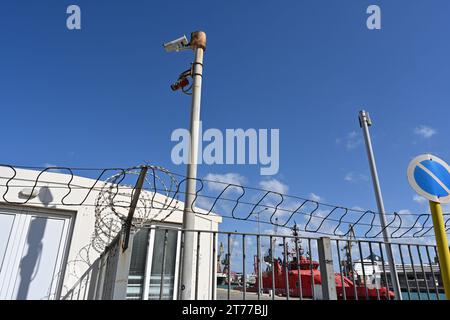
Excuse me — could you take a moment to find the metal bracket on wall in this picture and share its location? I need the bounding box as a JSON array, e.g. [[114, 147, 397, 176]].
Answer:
[[122, 166, 148, 251]]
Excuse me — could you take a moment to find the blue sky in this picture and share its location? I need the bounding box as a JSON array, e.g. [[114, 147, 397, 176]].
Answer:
[[1, 1, 450, 237]]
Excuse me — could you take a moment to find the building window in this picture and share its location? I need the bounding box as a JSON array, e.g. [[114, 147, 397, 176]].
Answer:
[[126, 227, 180, 300], [127, 229, 149, 300]]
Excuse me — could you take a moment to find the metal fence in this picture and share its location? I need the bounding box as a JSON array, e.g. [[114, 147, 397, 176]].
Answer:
[[2, 165, 446, 301], [2, 164, 449, 242], [60, 226, 445, 301], [61, 232, 133, 300]]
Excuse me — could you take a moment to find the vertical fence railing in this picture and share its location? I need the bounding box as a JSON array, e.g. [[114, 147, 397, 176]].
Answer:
[[211, 231, 217, 300], [256, 235, 262, 300], [270, 235, 275, 300], [398, 244, 410, 299], [242, 234, 246, 300], [295, 236, 303, 300], [408, 244, 421, 300], [227, 233, 231, 300], [195, 231, 201, 300], [347, 239, 358, 300], [177, 230, 185, 300], [336, 240, 346, 300], [368, 242, 381, 300], [378, 242, 389, 300], [416, 245, 430, 300], [60, 227, 445, 301], [282, 237, 289, 300], [159, 229, 168, 300], [425, 245, 440, 300]]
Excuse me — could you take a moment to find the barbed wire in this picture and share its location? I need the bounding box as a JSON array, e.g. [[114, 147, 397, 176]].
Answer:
[[0, 164, 449, 241]]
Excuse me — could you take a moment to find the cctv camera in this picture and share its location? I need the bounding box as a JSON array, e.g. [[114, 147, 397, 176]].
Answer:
[[163, 35, 189, 52], [170, 68, 192, 92], [171, 77, 190, 91]]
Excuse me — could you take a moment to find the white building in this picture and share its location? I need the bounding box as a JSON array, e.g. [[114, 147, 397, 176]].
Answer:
[[353, 254, 383, 289], [0, 166, 221, 300]]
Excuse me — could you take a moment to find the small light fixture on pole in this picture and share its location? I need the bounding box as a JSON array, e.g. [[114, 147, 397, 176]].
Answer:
[[164, 31, 207, 300], [358, 110, 402, 300]]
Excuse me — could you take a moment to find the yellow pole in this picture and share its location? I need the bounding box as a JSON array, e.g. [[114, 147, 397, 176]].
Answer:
[[429, 201, 450, 299]]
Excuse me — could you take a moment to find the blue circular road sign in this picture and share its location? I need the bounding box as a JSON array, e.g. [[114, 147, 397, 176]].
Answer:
[[407, 154, 450, 203]]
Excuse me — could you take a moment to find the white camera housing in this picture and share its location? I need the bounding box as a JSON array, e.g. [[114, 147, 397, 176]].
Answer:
[[163, 35, 189, 52]]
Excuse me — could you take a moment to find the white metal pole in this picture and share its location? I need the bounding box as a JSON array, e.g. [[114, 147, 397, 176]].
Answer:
[[358, 110, 402, 300], [180, 32, 205, 300], [257, 211, 262, 294]]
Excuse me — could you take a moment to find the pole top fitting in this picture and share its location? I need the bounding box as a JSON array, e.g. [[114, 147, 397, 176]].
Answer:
[[358, 110, 372, 127], [190, 31, 206, 51]]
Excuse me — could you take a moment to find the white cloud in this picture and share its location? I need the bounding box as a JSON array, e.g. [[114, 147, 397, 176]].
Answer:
[[44, 163, 57, 168], [344, 172, 353, 182], [344, 172, 369, 183], [195, 196, 214, 211], [336, 131, 362, 150], [259, 179, 289, 194], [442, 203, 450, 212], [413, 194, 427, 205], [414, 125, 436, 139], [262, 227, 292, 237], [309, 192, 322, 202], [203, 173, 247, 191], [398, 209, 413, 216]]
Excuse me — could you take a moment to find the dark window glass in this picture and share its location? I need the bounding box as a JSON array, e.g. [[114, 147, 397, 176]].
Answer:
[[126, 229, 149, 300]]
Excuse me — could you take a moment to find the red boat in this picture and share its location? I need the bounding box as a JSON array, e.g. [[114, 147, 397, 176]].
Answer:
[[255, 255, 394, 300]]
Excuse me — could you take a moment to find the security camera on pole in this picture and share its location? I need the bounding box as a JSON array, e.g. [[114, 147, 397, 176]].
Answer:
[[163, 31, 206, 300]]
